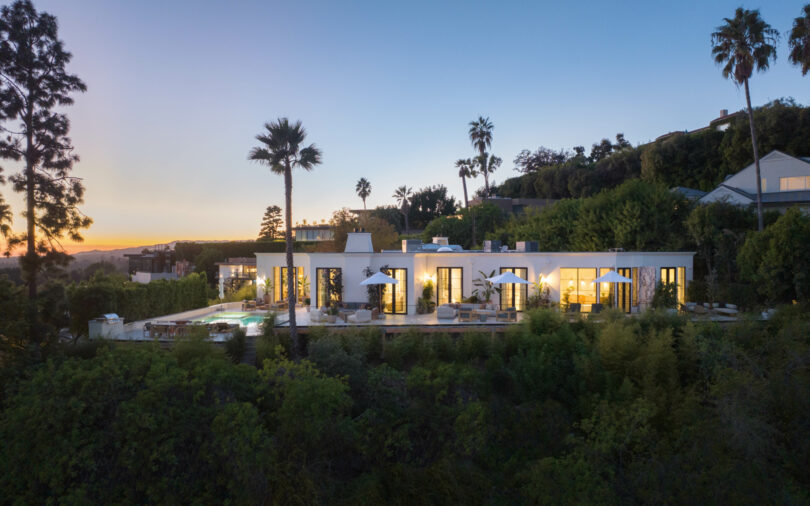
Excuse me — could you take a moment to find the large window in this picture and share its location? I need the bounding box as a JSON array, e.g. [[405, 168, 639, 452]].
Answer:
[[660, 267, 686, 306], [273, 266, 303, 303], [437, 267, 463, 305], [780, 176, 810, 192], [315, 268, 342, 308], [617, 267, 638, 313], [382, 268, 408, 314], [560, 268, 597, 312], [499, 267, 528, 311]]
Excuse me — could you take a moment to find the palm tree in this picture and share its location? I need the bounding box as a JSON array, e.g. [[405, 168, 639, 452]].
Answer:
[[789, 5, 810, 75], [474, 153, 502, 198], [455, 158, 476, 208], [249, 118, 321, 354], [468, 116, 494, 196], [711, 8, 778, 231], [355, 177, 371, 209], [393, 185, 412, 233]]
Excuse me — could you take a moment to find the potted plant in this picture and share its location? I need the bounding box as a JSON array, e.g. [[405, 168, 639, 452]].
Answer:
[[304, 297, 311, 312], [473, 270, 501, 305], [263, 277, 274, 305], [298, 274, 310, 307], [327, 304, 338, 324]]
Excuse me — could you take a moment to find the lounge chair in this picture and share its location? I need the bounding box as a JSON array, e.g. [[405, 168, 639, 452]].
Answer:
[[496, 308, 518, 322], [347, 309, 372, 323], [437, 304, 457, 320]]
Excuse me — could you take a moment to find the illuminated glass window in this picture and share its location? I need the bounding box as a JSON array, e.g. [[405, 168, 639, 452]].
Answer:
[[437, 267, 463, 305], [779, 176, 810, 191]]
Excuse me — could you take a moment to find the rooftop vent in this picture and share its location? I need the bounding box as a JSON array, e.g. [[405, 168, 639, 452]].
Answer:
[[483, 240, 502, 253], [516, 241, 538, 252], [719, 109, 728, 117], [608, 247, 625, 252], [437, 246, 453, 252], [402, 239, 422, 253], [432, 237, 449, 246]]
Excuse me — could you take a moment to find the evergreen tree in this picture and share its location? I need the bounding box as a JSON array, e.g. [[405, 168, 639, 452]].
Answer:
[[0, 0, 90, 344], [258, 205, 283, 240]]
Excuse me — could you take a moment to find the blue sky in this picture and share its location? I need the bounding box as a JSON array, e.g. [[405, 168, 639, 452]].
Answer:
[[6, 0, 809, 249]]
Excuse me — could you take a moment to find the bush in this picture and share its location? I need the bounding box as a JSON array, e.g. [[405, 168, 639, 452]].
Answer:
[[651, 282, 678, 309], [224, 328, 247, 364]]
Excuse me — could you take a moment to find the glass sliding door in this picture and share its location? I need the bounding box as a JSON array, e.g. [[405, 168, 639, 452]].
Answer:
[[499, 267, 528, 310], [614, 268, 638, 313], [382, 268, 408, 314], [316, 268, 342, 309], [437, 267, 463, 305], [598, 268, 615, 307], [559, 268, 597, 312], [278, 266, 303, 302], [660, 267, 686, 306]]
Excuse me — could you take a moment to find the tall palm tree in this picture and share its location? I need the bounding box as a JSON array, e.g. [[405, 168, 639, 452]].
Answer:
[[455, 158, 476, 208], [393, 185, 412, 233], [474, 153, 502, 198], [789, 5, 810, 75], [355, 177, 371, 209], [711, 8, 778, 231], [468, 116, 494, 196], [249, 118, 321, 354]]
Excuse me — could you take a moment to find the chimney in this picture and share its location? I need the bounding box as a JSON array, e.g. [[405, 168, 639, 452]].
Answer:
[[483, 240, 502, 253], [719, 109, 728, 117], [345, 232, 373, 253], [432, 237, 449, 246], [516, 241, 539, 252]]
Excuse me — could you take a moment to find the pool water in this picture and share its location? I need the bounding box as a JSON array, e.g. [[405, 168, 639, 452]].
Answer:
[[196, 312, 266, 326]]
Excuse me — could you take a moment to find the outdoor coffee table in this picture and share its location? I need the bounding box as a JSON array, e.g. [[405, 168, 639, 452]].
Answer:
[[338, 309, 355, 321]]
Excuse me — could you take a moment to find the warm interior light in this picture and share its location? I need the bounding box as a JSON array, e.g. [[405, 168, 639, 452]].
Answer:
[[423, 273, 435, 283]]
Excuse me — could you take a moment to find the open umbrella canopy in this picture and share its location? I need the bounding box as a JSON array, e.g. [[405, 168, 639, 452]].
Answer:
[[486, 272, 530, 285], [593, 271, 631, 284], [360, 271, 399, 285]]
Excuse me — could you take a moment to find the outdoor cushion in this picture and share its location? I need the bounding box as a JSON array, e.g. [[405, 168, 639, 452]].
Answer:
[[437, 305, 457, 319], [348, 309, 372, 323]]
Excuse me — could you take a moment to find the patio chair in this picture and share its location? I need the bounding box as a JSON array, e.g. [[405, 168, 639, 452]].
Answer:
[[348, 309, 372, 324], [591, 303, 603, 314], [566, 303, 581, 313], [437, 304, 457, 320]]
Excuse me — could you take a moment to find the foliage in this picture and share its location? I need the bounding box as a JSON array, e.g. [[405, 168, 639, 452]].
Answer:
[[331, 207, 399, 252], [406, 185, 458, 230], [2, 308, 810, 502], [416, 279, 435, 314], [355, 177, 371, 209], [0, 0, 91, 294], [738, 207, 810, 303], [472, 270, 501, 302], [218, 282, 256, 304], [789, 4, 810, 75], [258, 204, 283, 240], [422, 203, 506, 249], [492, 179, 689, 252], [224, 327, 247, 364], [66, 272, 208, 336], [651, 282, 678, 309]]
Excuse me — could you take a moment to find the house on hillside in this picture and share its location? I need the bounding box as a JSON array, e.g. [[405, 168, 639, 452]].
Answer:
[[468, 196, 558, 215], [216, 257, 257, 292], [699, 150, 810, 212], [255, 232, 694, 315]]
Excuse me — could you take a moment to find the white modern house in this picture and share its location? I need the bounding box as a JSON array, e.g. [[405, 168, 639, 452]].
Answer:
[[255, 232, 694, 315], [699, 150, 810, 212]]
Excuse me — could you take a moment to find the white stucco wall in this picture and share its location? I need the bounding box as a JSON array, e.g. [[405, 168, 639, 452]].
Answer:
[[256, 250, 694, 313]]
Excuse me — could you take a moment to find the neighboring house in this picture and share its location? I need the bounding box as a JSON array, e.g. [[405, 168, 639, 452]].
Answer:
[[699, 150, 810, 212], [468, 196, 558, 215], [293, 223, 334, 241], [125, 246, 177, 283], [256, 232, 694, 314], [216, 257, 257, 291], [671, 187, 707, 201], [652, 109, 745, 144]]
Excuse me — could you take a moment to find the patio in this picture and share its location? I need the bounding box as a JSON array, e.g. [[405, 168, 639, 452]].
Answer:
[[274, 307, 526, 328]]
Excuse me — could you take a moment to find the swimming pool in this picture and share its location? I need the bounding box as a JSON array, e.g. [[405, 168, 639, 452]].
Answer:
[[195, 312, 267, 326]]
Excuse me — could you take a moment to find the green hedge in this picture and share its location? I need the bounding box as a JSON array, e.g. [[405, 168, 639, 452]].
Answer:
[[67, 273, 209, 336], [174, 240, 318, 262]]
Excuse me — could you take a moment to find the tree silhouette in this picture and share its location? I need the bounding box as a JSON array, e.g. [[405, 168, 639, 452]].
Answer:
[[249, 118, 321, 353], [789, 5, 810, 75], [0, 0, 90, 344], [355, 177, 371, 209], [711, 7, 778, 231], [258, 205, 283, 240]]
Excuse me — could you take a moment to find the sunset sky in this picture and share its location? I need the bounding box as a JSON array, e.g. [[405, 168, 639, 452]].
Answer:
[[2, 0, 809, 253]]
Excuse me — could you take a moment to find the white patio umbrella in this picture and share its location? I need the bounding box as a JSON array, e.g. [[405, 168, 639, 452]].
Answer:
[[593, 270, 631, 308], [360, 271, 399, 313], [486, 271, 530, 285]]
